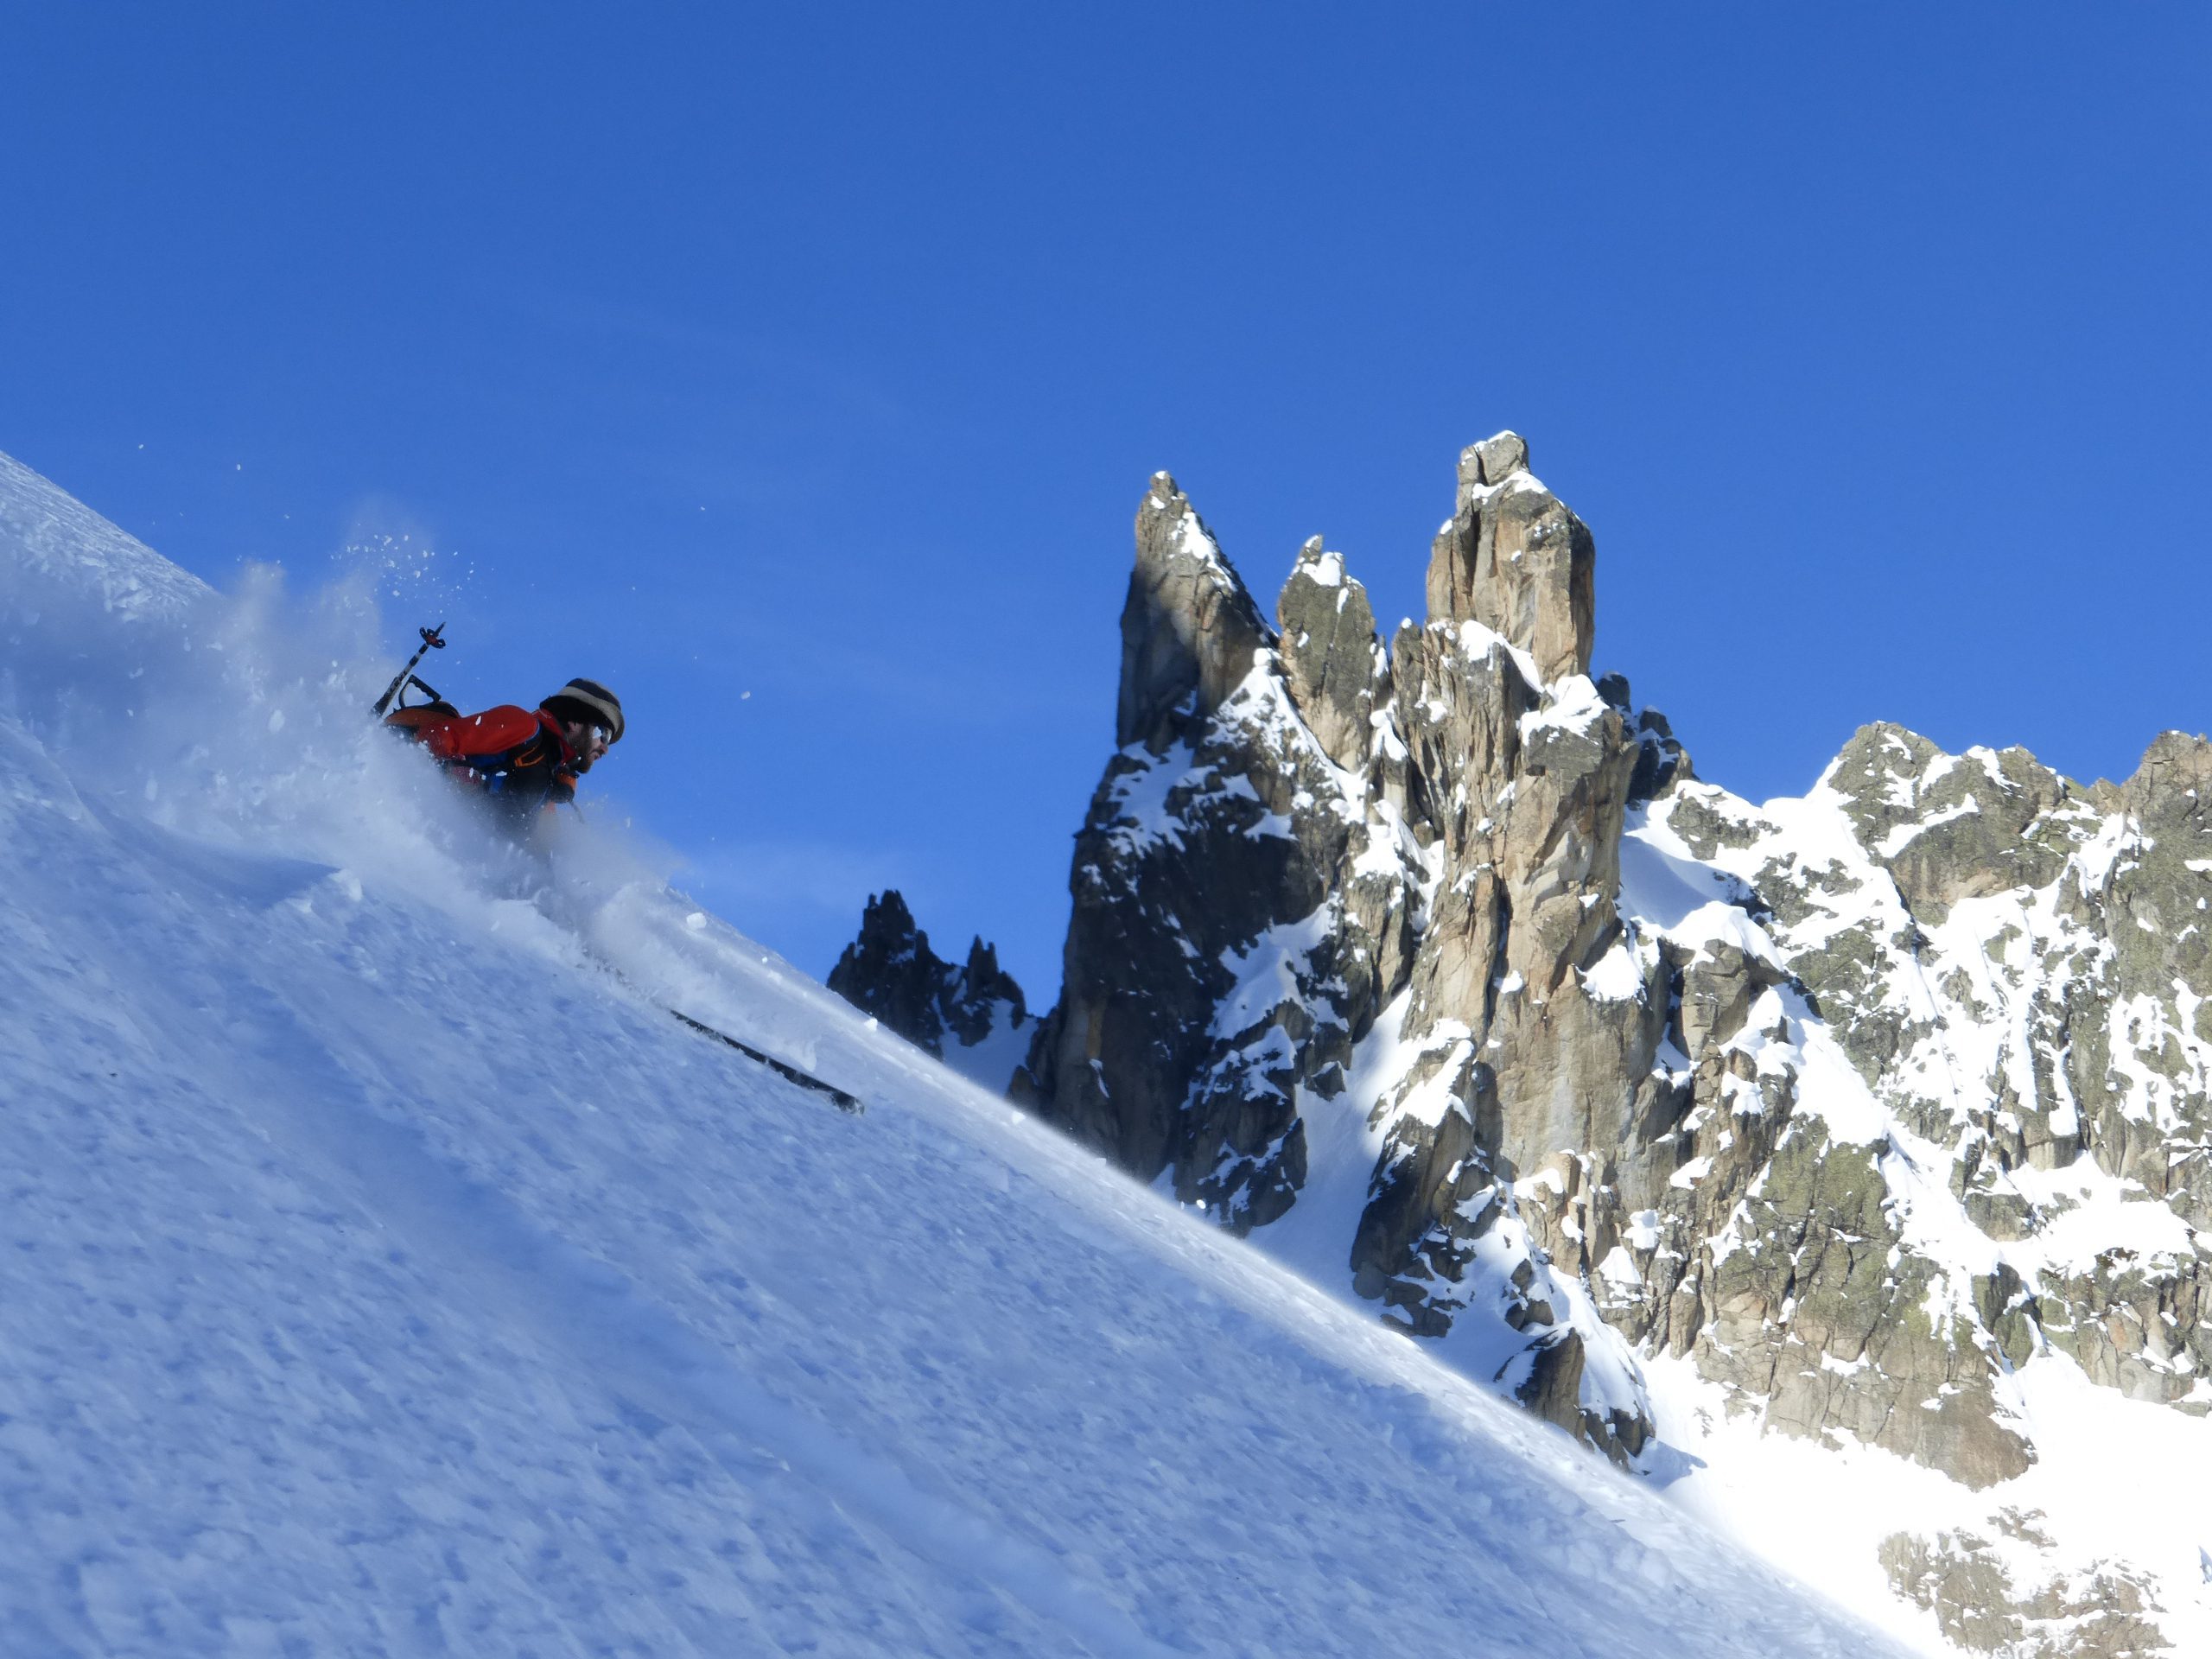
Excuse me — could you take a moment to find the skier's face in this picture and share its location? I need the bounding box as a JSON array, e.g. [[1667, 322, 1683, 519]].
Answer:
[[565, 721, 613, 770]]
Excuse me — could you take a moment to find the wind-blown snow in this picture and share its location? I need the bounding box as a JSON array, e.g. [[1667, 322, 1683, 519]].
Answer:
[[0, 450, 1913, 1657]]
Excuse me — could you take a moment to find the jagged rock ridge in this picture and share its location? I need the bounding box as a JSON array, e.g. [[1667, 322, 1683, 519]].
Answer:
[[827, 890, 1031, 1090], [1015, 441, 1682, 1459], [994, 434, 2210, 1658]]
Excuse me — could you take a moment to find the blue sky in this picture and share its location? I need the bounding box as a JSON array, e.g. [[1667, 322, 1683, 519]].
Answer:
[[3, 4, 2207, 1001]]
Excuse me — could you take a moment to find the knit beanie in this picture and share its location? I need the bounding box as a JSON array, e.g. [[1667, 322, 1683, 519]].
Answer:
[[540, 677, 624, 742]]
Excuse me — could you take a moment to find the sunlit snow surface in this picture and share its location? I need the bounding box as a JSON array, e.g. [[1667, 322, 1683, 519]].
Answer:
[[0, 448, 1915, 1656]]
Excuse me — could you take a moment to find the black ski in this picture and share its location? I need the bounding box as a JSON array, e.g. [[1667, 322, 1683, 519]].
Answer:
[[579, 948, 865, 1116], [667, 1008, 865, 1115]]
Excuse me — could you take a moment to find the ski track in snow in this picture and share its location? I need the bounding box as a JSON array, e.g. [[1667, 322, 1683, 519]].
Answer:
[[0, 448, 1914, 1657]]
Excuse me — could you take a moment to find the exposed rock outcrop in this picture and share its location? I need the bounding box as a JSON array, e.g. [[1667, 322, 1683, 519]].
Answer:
[[992, 431, 2208, 1655], [828, 890, 1031, 1089], [1880, 1520, 2172, 1657], [1020, 437, 1669, 1455], [1014, 474, 1413, 1231], [1425, 430, 1594, 683]]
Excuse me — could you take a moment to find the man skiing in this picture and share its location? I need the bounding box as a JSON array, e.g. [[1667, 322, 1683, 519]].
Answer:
[[385, 668, 856, 1110], [410, 677, 625, 816]]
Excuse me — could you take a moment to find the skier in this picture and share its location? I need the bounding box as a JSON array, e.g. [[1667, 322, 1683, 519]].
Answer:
[[410, 677, 625, 816], [381, 667, 858, 1109]]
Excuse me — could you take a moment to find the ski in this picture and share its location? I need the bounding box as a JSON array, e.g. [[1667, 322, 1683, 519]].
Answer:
[[575, 949, 867, 1116], [667, 1008, 865, 1115]]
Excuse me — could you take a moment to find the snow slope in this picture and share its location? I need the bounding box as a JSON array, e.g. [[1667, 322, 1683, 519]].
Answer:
[[0, 449, 1912, 1657]]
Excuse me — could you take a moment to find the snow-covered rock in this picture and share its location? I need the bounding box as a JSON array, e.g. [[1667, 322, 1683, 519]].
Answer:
[[1020, 438, 1669, 1459], [1014, 473, 1411, 1238], [1009, 434, 2212, 1656]]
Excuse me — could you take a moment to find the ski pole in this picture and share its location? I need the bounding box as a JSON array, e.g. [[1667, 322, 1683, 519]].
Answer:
[[372, 622, 448, 717]]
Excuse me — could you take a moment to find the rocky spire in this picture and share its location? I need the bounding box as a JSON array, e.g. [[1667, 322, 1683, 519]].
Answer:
[[944, 937, 1027, 1047], [826, 891, 946, 1052], [828, 891, 1030, 1079], [1016, 474, 1399, 1224], [1275, 537, 1386, 775], [1424, 431, 1596, 683], [1023, 448, 1655, 1455], [1116, 474, 1274, 753]]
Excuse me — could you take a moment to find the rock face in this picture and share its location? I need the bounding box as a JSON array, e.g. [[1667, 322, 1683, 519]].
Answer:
[[1019, 440, 1671, 1456], [1005, 433, 2211, 1656], [827, 890, 1031, 1089], [1654, 728, 2212, 1443], [1014, 482, 1406, 1232], [1424, 430, 1594, 684], [1879, 1520, 2171, 1658]]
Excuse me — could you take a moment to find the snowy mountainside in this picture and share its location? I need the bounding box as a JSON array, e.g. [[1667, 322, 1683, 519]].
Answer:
[[0, 446, 1911, 1656], [1002, 435, 2212, 1656]]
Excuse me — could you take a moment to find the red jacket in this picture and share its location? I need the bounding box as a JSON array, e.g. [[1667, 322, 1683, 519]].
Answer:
[[416, 705, 581, 811]]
